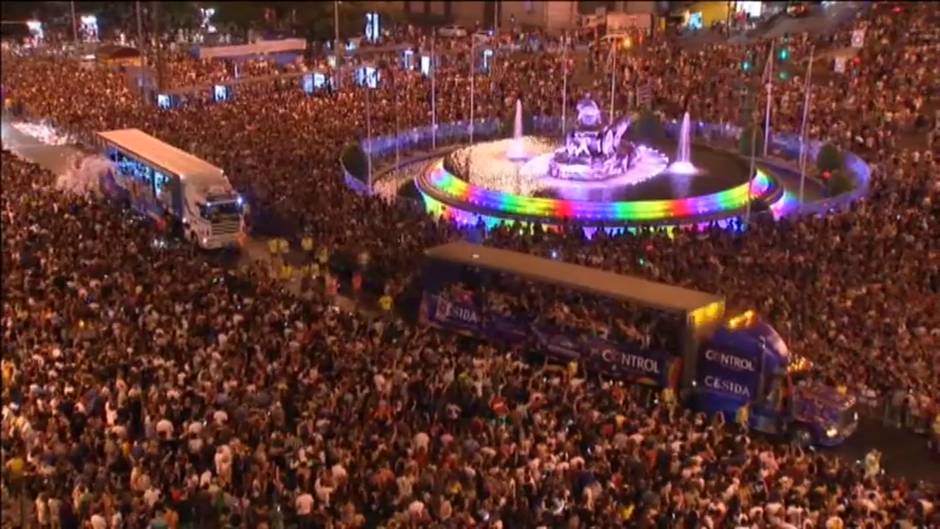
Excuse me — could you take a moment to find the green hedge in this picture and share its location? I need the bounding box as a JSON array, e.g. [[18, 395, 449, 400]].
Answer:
[[816, 143, 844, 173], [340, 142, 368, 180], [826, 169, 854, 197]]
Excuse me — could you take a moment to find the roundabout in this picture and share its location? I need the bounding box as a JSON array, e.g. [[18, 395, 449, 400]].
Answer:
[[412, 97, 784, 230]]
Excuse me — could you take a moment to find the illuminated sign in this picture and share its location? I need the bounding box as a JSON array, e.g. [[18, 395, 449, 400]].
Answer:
[[420, 56, 432, 76], [79, 15, 99, 43], [482, 49, 494, 72], [200, 8, 217, 34], [213, 85, 229, 102], [365, 12, 381, 43]]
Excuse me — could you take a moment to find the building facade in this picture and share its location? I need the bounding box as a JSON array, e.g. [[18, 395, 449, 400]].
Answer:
[[380, 1, 579, 34]]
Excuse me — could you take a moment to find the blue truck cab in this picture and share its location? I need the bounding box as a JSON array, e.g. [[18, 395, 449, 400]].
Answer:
[[690, 310, 858, 446]]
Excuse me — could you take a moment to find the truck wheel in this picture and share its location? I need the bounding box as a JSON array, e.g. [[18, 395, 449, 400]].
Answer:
[[791, 426, 813, 448]]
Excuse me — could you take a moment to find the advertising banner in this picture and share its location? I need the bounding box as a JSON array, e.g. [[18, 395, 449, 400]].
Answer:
[[421, 290, 677, 387], [833, 56, 846, 73], [851, 29, 865, 49], [533, 326, 675, 386], [696, 347, 762, 400], [419, 292, 483, 335], [583, 337, 672, 386]]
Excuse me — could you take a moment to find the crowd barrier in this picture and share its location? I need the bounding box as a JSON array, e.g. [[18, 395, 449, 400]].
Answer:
[[363, 115, 564, 159]]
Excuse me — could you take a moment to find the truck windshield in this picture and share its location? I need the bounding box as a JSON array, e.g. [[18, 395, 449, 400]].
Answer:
[[198, 201, 241, 220]]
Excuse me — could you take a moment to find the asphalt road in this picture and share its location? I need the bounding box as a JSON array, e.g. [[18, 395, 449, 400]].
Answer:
[[3, 114, 938, 484]]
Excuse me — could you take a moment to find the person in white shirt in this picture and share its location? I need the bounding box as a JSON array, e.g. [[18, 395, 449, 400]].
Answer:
[[35, 492, 49, 528], [155, 417, 174, 439], [315, 471, 335, 507], [143, 485, 161, 509], [214, 444, 232, 486], [295, 491, 314, 516], [89, 513, 107, 529], [47, 496, 61, 529]]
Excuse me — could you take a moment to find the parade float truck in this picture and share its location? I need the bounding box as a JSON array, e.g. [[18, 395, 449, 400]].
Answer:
[[419, 242, 858, 447], [688, 309, 857, 447], [96, 128, 244, 250]]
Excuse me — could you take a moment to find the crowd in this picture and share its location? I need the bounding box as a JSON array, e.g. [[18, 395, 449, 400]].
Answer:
[[469, 276, 682, 354], [2, 1, 939, 528], [162, 51, 291, 89]]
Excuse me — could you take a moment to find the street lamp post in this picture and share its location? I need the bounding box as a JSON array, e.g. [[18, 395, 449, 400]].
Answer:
[[469, 36, 475, 145], [798, 46, 815, 209], [70, 0, 78, 44], [366, 85, 373, 195], [609, 43, 617, 124], [395, 73, 400, 171], [561, 32, 568, 136], [762, 39, 776, 158], [494, 1, 499, 33], [746, 42, 775, 224], [153, 1, 164, 92], [334, 0, 342, 90], [136, 1, 144, 51]]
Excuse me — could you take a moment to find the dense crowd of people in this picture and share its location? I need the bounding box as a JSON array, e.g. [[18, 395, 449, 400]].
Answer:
[[448, 275, 682, 354], [2, 1, 938, 528]]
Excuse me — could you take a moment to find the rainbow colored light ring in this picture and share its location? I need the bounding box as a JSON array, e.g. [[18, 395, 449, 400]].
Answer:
[[416, 158, 777, 225]]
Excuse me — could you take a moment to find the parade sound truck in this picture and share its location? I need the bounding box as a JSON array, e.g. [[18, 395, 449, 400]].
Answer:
[[418, 242, 858, 447], [95, 128, 244, 250]]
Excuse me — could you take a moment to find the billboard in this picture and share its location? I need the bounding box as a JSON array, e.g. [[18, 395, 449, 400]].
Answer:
[[365, 12, 381, 43]]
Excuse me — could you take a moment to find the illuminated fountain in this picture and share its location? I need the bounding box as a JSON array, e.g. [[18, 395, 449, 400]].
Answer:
[[413, 96, 782, 229], [668, 112, 698, 175], [547, 97, 638, 181], [506, 99, 527, 161], [458, 95, 669, 200]]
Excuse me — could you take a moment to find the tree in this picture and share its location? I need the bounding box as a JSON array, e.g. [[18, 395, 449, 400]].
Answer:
[[340, 142, 368, 181], [630, 110, 664, 144], [210, 1, 268, 31], [826, 169, 853, 197], [738, 125, 764, 157], [816, 142, 844, 173]]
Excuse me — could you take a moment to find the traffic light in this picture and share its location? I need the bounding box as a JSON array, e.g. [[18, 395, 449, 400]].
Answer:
[[778, 47, 790, 62], [741, 50, 754, 73]]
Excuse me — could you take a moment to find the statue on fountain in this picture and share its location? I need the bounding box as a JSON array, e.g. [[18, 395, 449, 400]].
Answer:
[[551, 94, 638, 181]]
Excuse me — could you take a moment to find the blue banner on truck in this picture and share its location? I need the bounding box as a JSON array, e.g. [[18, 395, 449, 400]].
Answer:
[[419, 291, 482, 335], [420, 292, 678, 387], [584, 338, 669, 386], [696, 347, 763, 401]]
